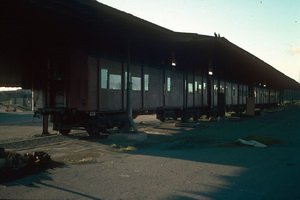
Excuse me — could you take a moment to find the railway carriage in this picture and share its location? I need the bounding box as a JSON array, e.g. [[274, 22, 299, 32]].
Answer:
[[2, 0, 300, 136], [38, 47, 286, 136]]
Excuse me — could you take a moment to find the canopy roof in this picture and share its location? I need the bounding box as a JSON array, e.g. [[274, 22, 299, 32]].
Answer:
[[1, 0, 299, 90]]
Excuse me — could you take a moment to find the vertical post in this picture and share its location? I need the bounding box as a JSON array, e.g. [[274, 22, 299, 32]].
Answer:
[[42, 58, 51, 135], [207, 57, 213, 110], [237, 84, 240, 106], [207, 75, 212, 110], [42, 115, 49, 134], [193, 69, 195, 107], [201, 72, 204, 107], [185, 72, 188, 109], [127, 38, 138, 133]]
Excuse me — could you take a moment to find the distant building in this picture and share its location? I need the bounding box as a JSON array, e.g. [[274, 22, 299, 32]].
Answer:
[[0, 90, 32, 108]]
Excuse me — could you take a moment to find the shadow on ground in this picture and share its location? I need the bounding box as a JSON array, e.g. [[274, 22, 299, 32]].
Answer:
[[0, 160, 65, 185]]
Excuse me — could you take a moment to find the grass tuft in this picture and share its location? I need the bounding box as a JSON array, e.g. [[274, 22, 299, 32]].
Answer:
[[110, 144, 137, 151]]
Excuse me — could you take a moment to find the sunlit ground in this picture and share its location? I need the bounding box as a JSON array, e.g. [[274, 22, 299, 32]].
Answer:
[[0, 87, 22, 91]]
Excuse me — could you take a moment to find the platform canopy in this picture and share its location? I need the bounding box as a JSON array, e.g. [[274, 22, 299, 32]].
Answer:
[[1, 0, 299, 91]]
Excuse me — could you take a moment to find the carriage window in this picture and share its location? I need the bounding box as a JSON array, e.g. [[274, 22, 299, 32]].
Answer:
[[214, 85, 218, 94], [132, 77, 141, 91], [167, 77, 171, 92], [109, 74, 121, 90], [144, 74, 149, 91], [124, 72, 131, 89], [198, 84, 202, 93], [125, 72, 128, 89], [232, 87, 236, 96], [220, 86, 225, 93], [225, 86, 228, 96], [188, 83, 193, 93], [195, 81, 198, 92], [101, 69, 108, 89]]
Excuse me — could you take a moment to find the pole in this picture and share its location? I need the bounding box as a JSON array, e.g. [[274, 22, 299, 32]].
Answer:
[[42, 58, 51, 135], [127, 38, 138, 133]]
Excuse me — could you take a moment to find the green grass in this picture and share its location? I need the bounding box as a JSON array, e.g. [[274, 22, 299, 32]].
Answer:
[[63, 157, 94, 164], [110, 144, 137, 151]]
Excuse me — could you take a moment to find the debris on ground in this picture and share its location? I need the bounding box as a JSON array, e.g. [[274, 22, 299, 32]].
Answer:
[[0, 148, 51, 174], [237, 139, 268, 148], [175, 122, 210, 128], [218, 135, 283, 148]]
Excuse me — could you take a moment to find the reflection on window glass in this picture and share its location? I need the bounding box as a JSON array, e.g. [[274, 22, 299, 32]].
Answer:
[[144, 74, 149, 91], [132, 77, 141, 91], [198, 84, 202, 93], [109, 74, 121, 90], [232, 87, 236, 96], [101, 69, 108, 89], [188, 83, 193, 93], [203, 82, 206, 90], [214, 85, 218, 94], [195, 81, 198, 92], [125, 72, 128, 89], [225, 86, 229, 96], [220, 86, 225, 93], [124, 72, 132, 90], [167, 77, 171, 92]]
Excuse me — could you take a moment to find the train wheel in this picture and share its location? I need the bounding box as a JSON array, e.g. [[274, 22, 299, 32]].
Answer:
[[193, 113, 199, 122], [59, 129, 71, 136], [181, 115, 188, 123], [159, 118, 166, 122], [118, 120, 129, 130], [86, 124, 100, 137]]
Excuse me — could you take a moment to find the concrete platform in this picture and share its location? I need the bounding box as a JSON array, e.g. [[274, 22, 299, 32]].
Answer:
[[108, 132, 147, 141]]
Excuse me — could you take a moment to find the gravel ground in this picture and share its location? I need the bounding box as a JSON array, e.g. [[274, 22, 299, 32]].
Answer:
[[0, 105, 300, 200]]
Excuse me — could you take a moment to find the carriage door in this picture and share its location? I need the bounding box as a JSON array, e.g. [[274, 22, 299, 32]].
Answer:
[[187, 73, 194, 107], [217, 80, 225, 116], [49, 57, 66, 108], [194, 75, 202, 107], [129, 64, 142, 110], [99, 59, 122, 111], [164, 69, 184, 108]]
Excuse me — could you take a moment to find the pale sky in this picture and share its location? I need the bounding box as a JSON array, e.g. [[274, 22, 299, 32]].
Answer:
[[98, 0, 300, 82], [0, 87, 22, 91]]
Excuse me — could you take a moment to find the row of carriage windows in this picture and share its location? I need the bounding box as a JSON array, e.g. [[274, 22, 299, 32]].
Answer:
[[187, 81, 206, 93], [101, 69, 253, 97], [101, 69, 149, 91]]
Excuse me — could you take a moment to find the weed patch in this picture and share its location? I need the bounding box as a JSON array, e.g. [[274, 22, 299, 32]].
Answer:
[[110, 144, 137, 152]]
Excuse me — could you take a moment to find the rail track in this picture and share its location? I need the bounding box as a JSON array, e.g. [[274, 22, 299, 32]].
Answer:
[[0, 133, 84, 150]]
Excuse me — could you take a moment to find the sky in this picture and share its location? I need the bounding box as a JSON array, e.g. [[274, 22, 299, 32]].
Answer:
[[98, 0, 300, 82], [0, 87, 22, 91]]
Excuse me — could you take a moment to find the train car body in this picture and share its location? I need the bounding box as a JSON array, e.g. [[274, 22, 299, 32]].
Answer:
[[33, 50, 213, 135], [2, 0, 300, 136], [32, 47, 287, 136]]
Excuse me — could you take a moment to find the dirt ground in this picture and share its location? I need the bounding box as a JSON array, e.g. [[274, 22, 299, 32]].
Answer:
[[0, 105, 300, 200]]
